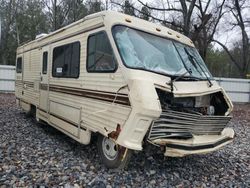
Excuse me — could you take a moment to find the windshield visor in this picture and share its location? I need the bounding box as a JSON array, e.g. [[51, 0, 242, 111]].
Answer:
[[112, 25, 212, 79]]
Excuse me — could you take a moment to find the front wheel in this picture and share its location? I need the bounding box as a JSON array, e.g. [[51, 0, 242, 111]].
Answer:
[[97, 134, 132, 169]]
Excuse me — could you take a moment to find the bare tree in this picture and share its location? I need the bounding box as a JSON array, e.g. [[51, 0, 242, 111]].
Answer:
[[65, 0, 88, 23], [137, 0, 226, 60], [137, 0, 196, 36], [212, 0, 250, 77], [111, 0, 182, 28], [192, 0, 226, 60], [43, 0, 71, 31], [87, 0, 105, 14]]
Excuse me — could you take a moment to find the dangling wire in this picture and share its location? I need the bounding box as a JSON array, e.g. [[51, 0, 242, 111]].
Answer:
[[84, 85, 129, 119]]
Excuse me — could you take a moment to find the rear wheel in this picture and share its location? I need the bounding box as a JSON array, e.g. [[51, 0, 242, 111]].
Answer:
[[97, 134, 132, 169]]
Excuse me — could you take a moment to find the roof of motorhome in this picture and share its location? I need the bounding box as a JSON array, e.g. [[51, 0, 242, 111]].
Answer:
[[17, 11, 194, 50], [103, 11, 194, 47]]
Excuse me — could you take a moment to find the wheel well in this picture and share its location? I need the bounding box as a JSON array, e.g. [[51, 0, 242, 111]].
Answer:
[[30, 104, 36, 117]]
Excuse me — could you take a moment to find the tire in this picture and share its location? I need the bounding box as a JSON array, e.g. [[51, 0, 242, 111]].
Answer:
[[97, 134, 132, 169]]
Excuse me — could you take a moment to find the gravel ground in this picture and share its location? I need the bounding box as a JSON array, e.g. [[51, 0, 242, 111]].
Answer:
[[0, 93, 249, 187]]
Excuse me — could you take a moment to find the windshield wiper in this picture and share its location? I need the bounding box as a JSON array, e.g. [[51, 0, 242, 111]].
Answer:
[[168, 42, 202, 92], [167, 70, 203, 92], [168, 71, 189, 92], [173, 43, 192, 75], [184, 48, 213, 87]]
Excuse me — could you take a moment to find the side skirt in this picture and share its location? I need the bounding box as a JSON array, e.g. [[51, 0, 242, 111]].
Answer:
[[36, 108, 91, 145]]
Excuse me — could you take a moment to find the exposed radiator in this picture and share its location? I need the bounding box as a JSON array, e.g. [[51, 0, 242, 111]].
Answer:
[[148, 110, 231, 141]]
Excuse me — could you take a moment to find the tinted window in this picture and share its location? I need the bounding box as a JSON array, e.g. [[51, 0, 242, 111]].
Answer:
[[42, 52, 48, 74], [16, 57, 22, 73], [87, 32, 116, 72], [52, 41, 80, 78]]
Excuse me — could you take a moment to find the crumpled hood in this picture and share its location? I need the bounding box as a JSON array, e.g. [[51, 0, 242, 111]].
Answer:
[[172, 80, 222, 97], [154, 79, 233, 116]]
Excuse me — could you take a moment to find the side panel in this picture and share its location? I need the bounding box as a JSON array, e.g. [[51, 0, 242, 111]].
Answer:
[[47, 28, 131, 140], [15, 17, 132, 147], [49, 100, 81, 125], [15, 48, 40, 109], [22, 49, 40, 106]]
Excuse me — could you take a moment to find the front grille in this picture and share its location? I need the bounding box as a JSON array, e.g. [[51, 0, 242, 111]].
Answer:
[[148, 109, 231, 141]]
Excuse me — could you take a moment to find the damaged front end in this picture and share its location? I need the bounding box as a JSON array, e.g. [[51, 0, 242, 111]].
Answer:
[[148, 88, 235, 157]]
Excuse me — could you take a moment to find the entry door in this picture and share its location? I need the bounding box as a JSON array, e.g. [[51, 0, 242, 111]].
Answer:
[[39, 47, 49, 112], [15, 55, 24, 98]]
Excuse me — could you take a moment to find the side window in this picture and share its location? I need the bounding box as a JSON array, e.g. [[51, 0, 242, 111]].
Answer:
[[87, 32, 117, 72], [42, 52, 48, 74], [16, 57, 22, 73], [52, 41, 80, 78]]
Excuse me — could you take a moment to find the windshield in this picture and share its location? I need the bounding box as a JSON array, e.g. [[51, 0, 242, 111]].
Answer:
[[112, 25, 212, 79]]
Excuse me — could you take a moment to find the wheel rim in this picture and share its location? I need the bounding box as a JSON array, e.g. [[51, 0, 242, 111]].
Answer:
[[102, 137, 118, 161]]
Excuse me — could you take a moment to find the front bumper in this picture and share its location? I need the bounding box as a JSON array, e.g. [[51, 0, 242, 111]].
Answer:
[[151, 128, 234, 157]]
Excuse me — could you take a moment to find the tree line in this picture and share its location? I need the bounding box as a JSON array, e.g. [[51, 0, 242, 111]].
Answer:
[[0, 0, 249, 78]]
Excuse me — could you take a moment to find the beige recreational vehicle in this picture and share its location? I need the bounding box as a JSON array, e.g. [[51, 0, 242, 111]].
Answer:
[[15, 11, 234, 169]]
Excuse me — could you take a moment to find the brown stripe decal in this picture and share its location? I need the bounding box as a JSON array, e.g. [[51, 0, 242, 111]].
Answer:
[[40, 84, 130, 106], [17, 81, 130, 106], [50, 86, 130, 106], [24, 83, 34, 88], [15, 80, 34, 88], [40, 84, 48, 90]]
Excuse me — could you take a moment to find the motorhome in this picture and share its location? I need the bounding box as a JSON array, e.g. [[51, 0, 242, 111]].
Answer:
[[15, 11, 234, 169]]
